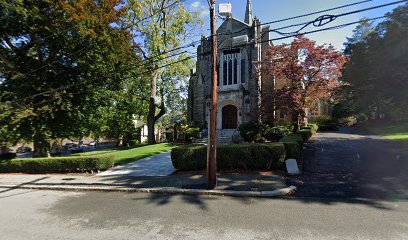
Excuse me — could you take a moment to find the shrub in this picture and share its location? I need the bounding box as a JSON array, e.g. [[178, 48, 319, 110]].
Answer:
[[128, 140, 140, 147], [185, 127, 200, 141], [279, 134, 304, 146], [306, 123, 319, 134], [297, 129, 313, 142], [312, 116, 338, 131], [280, 141, 301, 160], [171, 143, 287, 171], [0, 155, 115, 173], [239, 122, 262, 142], [262, 125, 294, 141]]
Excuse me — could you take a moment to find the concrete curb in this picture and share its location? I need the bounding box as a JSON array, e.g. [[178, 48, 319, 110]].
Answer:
[[0, 184, 297, 198]]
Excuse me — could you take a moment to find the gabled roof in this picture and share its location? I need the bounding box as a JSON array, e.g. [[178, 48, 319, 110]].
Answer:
[[217, 17, 250, 34]]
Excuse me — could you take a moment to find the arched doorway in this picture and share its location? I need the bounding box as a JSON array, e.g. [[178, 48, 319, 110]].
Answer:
[[222, 105, 238, 129]]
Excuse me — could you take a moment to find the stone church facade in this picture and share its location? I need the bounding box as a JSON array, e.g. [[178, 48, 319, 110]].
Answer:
[[187, 0, 329, 130]]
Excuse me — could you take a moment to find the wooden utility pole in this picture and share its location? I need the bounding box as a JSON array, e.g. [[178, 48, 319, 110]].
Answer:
[[207, 0, 218, 189]]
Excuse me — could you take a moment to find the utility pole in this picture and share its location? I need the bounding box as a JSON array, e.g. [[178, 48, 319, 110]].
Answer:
[[207, 0, 218, 189]]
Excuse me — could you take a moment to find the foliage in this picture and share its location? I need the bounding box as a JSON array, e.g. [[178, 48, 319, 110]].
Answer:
[[171, 143, 287, 171], [341, 4, 408, 122], [296, 129, 313, 142], [262, 125, 292, 142], [0, 155, 115, 173], [279, 134, 304, 147], [126, 0, 202, 144], [280, 141, 301, 160], [185, 127, 200, 141], [262, 36, 347, 130], [0, 0, 138, 156], [238, 122, 262, 142], [312, 116, 338, 131]]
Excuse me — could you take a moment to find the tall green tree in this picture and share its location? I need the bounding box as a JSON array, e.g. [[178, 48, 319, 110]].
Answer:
[[342, 3, 408, 122], [127, 0, 201, 144], [0, 0, 138, 156]]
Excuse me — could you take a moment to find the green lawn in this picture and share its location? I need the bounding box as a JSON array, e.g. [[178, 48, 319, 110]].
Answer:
[[103, 143, 176, 165], [369, 124, 408, 141], [74, 144, 147, 157]]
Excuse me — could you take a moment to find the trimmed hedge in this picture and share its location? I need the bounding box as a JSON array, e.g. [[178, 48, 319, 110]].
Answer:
[[279, 134, 304, 146], [297, 129, 313, 142], [280, 141, 301, 160], [0, 155, 115, 173], [171, 143, 286, 171]]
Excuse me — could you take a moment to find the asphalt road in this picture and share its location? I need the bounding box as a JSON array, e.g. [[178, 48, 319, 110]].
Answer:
[[0, 188, 407, 240], [288, 127, 408, 200]]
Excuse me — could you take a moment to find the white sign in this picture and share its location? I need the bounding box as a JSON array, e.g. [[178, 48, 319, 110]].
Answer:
[[286, 159, 301, 175]]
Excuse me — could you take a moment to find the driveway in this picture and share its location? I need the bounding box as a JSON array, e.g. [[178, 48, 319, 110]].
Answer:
[[98, 152, 176, 177], [288, 127, 408, 200]]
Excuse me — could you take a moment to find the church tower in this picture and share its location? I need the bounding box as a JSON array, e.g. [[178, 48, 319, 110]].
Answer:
[[244, 0, 253, 26]]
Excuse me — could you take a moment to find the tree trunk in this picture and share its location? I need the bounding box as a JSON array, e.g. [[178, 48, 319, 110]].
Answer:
[[33, 133, 50, 158], [147, 104, 156, 145], [147, 71, 158, 145]]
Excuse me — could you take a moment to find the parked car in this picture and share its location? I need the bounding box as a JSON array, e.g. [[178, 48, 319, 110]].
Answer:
[[16, 146, 32, 153], [63, 142, 77, 150], [89, 140, 98, 147]]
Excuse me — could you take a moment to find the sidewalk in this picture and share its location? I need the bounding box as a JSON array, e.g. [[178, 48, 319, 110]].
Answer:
[[0, 173, 296, 197]]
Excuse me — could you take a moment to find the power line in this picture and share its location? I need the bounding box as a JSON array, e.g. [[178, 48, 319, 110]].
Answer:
[[266, 0, 375, 25], [6, 1, 402, 106], [8, 12, 391, 106], [251, 16, 388, 48], [216, 0, 406, 39]]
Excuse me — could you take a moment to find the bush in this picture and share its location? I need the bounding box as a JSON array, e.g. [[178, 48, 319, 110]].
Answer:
[[312, 116, 338, 131], [239, 122, 262, 142], [128, 140, 140, 147], [279, 134, 304, 146], [0, 155, 115, 173], [296, 129, 313, 142], [306, 123, 319, 134], [261, 125, 294, 142], [171, 143, 287, 171], [280, 141, 301, 160], [185, 127, 200, 141]]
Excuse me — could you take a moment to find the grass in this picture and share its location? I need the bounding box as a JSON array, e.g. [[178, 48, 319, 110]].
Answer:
[[106, 143, 176, 165], [369, 123, 408, 141], [74, 144, 147, 157]]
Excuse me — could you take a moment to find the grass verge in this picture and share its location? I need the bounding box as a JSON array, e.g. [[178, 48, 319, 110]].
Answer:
[[369, 123, 408, 141], [109, 143, 176, 165]]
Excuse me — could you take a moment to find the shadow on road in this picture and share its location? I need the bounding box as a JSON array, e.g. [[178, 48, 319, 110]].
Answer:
[[286, 127, 408, 206]]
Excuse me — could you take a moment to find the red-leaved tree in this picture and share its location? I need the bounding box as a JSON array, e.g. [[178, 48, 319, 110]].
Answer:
[[262, 36, 347, 130]]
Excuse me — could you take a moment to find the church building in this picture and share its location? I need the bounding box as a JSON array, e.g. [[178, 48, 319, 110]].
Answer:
[[187, 0, 329, 131]]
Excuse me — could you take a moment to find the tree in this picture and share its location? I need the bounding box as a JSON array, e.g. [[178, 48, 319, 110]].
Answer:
[[262, 36, 347, 130], [342, 3, 408, 122], [0, 0, 138, 156], [126, 0, 201, 144]]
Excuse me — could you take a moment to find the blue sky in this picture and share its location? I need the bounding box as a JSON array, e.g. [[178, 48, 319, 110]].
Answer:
[[186, 0, 405, 50]]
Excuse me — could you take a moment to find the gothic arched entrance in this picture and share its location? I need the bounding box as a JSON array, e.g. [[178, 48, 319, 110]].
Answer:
[[222, 105, 238, 129]]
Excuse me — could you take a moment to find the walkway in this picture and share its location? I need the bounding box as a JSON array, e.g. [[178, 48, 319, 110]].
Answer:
[[98, 152, 176, 177], [287, 127, 408, 200]]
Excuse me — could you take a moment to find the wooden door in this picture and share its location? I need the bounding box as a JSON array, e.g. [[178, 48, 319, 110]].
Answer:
[[222, 105, 238, 129]]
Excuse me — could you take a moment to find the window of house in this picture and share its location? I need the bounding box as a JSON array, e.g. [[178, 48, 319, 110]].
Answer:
[[223, 60, 228, 86], [241, 59, 246, 83], [233, 58, 238, 84], [221, 49, 245, 86], [217, 64, 220, 86]]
